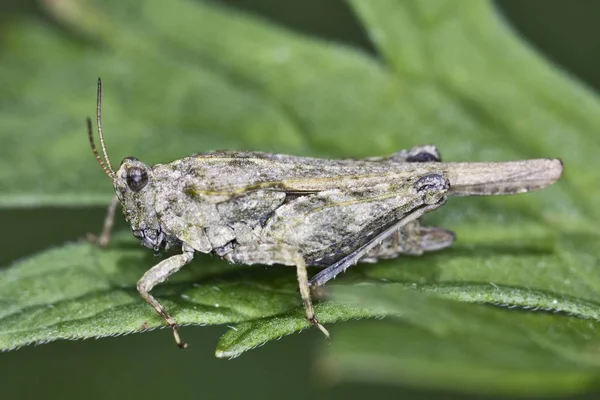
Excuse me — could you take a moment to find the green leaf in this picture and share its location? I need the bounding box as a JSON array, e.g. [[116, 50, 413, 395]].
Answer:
[[2, 0, 600, 395], [0, 233, 302, 349], [215, 302, 374, 360], [320, 285, 600, 397]]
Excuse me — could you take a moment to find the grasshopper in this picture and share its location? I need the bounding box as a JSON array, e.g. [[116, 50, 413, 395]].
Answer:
[[87, 79, 563, 348]]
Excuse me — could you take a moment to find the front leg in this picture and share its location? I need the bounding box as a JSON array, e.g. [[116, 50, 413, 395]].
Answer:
[[225, 244, 330, 339], [137, 243, 194, 348], [87, 194, 119, 247]]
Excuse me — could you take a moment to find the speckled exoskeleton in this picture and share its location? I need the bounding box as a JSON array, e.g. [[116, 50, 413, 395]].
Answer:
[[86, 79, 563, 348]]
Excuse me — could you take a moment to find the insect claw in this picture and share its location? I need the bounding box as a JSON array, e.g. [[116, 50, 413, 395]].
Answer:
[[177, 341, 188, 349], [310, 316, 330, 340], [171, 324, 188, 349], [85, 232, 110, 247]]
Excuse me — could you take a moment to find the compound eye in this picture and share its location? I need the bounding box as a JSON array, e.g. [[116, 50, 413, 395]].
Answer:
[[120, 156, 139, 166], [126, 167, 148, 192]]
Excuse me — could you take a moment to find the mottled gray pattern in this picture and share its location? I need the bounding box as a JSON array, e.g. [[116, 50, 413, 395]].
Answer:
[[103, 144, 562, 347], [89, 80, 562, 347]]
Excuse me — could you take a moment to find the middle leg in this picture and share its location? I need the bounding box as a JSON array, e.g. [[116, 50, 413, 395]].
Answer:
[[225, 243, 330, 338]]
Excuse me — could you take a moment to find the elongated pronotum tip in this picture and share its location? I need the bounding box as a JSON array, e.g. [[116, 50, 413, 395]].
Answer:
[[446, 158, 563, 196]]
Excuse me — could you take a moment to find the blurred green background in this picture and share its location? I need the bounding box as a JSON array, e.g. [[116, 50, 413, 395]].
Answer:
[[1, 0, 600, 399]]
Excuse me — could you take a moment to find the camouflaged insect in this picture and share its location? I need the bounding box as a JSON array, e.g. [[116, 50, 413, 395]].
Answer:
[[87, 79, 563, 348]]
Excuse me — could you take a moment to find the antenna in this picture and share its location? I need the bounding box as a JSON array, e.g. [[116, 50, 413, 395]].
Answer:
[[87, 78, 115, 179]]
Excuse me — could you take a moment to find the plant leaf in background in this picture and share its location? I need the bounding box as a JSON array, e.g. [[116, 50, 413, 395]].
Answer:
[[321, 286, 600, 397], [0, 0, 599, 395]]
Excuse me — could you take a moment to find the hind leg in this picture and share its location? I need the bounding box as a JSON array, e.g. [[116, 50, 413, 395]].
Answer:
[[361, 220, 455, 263], [308, 201, 446, 288]]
